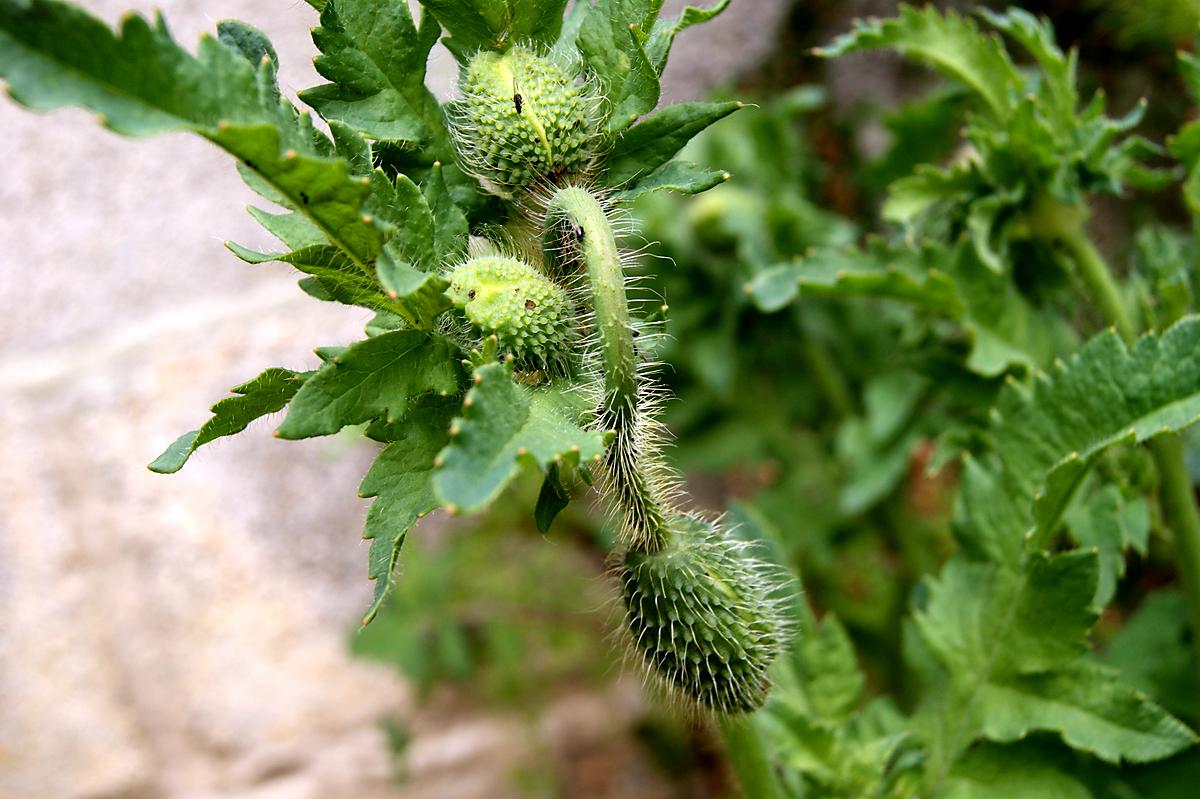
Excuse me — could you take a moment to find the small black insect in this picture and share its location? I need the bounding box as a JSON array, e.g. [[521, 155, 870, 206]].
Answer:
[[512, 77, 523, 114], [572, 223, 585, 242]]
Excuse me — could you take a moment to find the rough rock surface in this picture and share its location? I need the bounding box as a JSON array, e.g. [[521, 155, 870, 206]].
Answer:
[[0, 1, 786, 796]]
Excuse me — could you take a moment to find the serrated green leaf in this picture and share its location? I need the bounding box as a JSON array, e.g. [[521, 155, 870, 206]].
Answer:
[[534, 463, 570, 534], [613, 160, 729, 200], [278, 331, 460, 439], [367, 171, 436, 269], [330, 119, 373, 175], [916, 553, 1098, 679], [418, 0, 568, 61], [643, 0, 729, 75], [149, 368, 309, 474], [978, 8, 1076, 130], [0, 1, 383, 268], [943, 744, 1092, 799], [211, 124, 384, 263], [991, 317, 1200, 547], [226, 242, 393, 311], [359, 396, 456, 623], [424, 162, 470, 264], [375, 246, 452, 328], [818, 5, 1019, 118], [976, 663, 1197, 764], [603, 100, 742, 187], [795, 615, 865, 721], [1064, 484, 1146, 606], [577, 0, 660, 132], [433, 363, 606, 514], [748, 243, 963, 317], [300, 0, 442, 144]]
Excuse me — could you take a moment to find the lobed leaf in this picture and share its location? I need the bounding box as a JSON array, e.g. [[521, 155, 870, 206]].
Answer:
[[602, 100, 742, 187], [301, 0, 443, 144], [358, 396, 457, 623], [418, 0, 568, 60], [818, 5, 1020, 119], [976, 663, 1198, 764], [277, 331, 461, 439], [0, 0, 384, 268], [433, 363, 607, 514], [576, 0, 660, 132], [149, 368, 310, 474]]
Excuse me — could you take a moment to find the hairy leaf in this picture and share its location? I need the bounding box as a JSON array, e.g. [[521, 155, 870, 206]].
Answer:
[[613, 160, 729, 200], [149, 368, 309, 473], [577, 0, 660, 132], [0, 1, 383, 266], [994, 317, 1200, 547], [359, 396, 457, 623], [819, 5, 1019, 118], [418, 0, 568, 60], [433, 363, 607, 514], [277, 331, 460, 439], [976, 663, 1197, 764], [301, 0, 443, 144], [603, 100, 742, 187]]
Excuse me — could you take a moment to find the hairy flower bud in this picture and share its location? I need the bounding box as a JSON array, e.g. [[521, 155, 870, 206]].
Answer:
[[445, 255, 575, 364], [620, 515, 790, 714], [447, 46, 597, 192]]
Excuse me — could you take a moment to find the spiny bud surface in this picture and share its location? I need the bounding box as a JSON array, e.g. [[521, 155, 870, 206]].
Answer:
[[445, 255, 575, 364], [620, 515, 788, 714], [447, 46, 596, 191]]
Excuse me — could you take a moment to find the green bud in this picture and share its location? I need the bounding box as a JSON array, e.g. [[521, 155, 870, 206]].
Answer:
[[447, 46, 597, 192], [621, 515, 789, 714], [445, 255, 575, 365]]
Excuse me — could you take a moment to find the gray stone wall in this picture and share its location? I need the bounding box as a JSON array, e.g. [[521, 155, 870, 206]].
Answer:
[[0, 2, 787, 796]]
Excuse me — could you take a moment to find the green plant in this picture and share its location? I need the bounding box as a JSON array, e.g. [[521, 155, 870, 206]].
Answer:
[[718, 6, 1200, 795], [10, 0, 1200, 794], [0, 0, 792, 726]]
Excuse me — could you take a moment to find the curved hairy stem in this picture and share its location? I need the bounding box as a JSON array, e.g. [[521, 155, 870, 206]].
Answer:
[[1053, 218, 1200, 676], [544, 186, 670, 551]]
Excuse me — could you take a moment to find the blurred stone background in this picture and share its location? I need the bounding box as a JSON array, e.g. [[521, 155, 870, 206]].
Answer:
[[0, 1, 790, 796]]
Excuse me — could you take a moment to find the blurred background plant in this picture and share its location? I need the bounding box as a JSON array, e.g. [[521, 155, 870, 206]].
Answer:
[[318, 0, 1200, 794]]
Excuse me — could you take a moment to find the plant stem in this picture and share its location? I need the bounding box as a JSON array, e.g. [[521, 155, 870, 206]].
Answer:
[[1057, 221, 1200, 672], [1057, 228, 1138, 344], [544, 187, 670, 551], [717, 715, 788, 799]]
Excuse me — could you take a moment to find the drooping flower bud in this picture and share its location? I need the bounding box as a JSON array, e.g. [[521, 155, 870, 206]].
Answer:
[[620, 515, 790, 713]]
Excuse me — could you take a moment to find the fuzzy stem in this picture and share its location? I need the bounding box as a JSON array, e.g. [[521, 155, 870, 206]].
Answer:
[[1053, 217, 1200, 675], [545, 186, 670, 551], [717, 715, 788, 799]]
